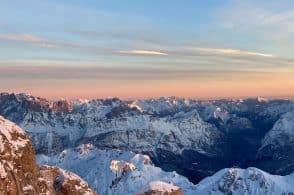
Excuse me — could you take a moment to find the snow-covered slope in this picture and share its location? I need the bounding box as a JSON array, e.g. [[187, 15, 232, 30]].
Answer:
[[80, 109, 222, 156], [194, 167, 294, 195], [37, 145, 197, 195], [261, 111, 294, 148], [37, 144, 294, 195], [257, 111, 294, 175]]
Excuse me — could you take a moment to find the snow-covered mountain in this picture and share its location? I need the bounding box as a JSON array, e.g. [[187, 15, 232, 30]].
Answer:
[[37, 145, 197, 195], [194, 167, 294, 195], [261, 111, 294, 152], [0, 93, 225, 182], [37, 144, 294, 195], [3, 93, 221, 158], [1, 92, 294, 186]]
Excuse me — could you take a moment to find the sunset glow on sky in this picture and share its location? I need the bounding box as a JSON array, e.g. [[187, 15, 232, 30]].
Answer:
[[0, 0, 294, 99]]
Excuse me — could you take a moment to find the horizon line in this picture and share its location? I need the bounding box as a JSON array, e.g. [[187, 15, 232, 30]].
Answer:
[[1, 91, 294, 102]]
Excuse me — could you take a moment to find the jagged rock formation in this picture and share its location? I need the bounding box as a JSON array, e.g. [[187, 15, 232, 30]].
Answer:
[[0, 116, 96, 195], [39, 165, 96, 195]]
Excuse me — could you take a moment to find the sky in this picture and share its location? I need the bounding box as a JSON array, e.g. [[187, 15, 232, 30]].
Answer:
[[0, 0, 294, 99]]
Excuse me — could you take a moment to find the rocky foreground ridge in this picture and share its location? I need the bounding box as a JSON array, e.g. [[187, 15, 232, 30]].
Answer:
[[0, 115, 96, 195]]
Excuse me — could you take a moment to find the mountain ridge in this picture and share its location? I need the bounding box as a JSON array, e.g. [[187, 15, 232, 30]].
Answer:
[[1, 92, 294, 184]]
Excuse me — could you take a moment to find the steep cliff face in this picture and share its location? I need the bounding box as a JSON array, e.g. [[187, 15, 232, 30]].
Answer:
[[0, 115, 40, 194], [0, 116, 96, 195]]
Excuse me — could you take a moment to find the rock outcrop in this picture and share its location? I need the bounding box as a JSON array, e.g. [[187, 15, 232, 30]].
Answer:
[[0, 115, 96, 195]]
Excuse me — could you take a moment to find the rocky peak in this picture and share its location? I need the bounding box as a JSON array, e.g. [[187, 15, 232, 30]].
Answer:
[[0, 115, 39, 194], [0, 93, 50, 123], [39, 165, 96, 195], [52, 100, 72, 113], [0, 115, 96, 194]]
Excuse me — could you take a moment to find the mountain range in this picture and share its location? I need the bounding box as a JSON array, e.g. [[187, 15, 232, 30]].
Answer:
[[1, 92, 294, 194]]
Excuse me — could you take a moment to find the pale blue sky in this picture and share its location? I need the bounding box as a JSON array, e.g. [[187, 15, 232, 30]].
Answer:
[[0, 0, 294, 98]]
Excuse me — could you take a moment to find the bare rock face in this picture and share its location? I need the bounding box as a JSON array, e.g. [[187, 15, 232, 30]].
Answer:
[[0, 116, 96, 195], [0, 115, 40, 194], [39, 166, 96, 195]]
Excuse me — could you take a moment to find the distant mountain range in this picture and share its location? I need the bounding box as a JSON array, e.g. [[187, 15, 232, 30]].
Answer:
[[1, 92, 294, 194]]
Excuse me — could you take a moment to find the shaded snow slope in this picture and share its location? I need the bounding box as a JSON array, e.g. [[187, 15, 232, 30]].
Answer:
[[257, 111, 294, 175], [262, 111, 294, 148]]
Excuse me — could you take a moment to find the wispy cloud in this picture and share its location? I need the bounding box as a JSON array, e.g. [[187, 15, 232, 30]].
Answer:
[[0, 33, 56, 48], [188, 47, 274, 58], [119, 50, 168, 56]]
